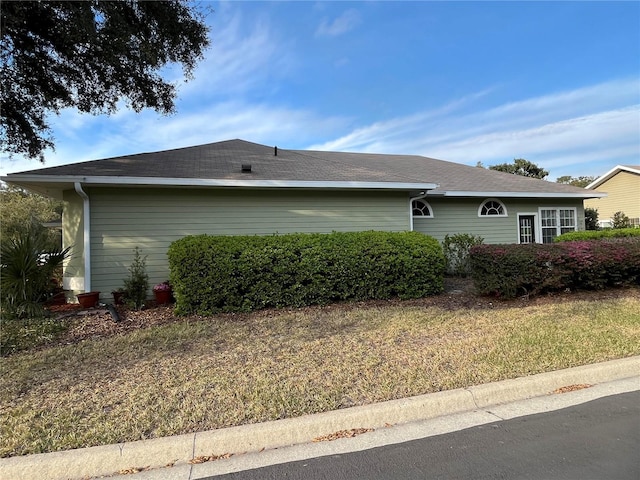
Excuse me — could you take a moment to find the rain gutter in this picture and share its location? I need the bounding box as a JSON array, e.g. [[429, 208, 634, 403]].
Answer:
[[74, 182, 91, 292]]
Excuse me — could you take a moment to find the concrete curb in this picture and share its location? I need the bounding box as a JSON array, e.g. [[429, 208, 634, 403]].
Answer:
[[2, 356, 639, 480]]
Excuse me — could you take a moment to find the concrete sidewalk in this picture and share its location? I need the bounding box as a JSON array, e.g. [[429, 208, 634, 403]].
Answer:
[[2, 356, 639, 480]]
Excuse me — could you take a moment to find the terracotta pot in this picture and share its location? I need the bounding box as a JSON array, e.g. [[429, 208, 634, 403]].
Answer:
[[112, 291, 126, 305], [47, 291, 67, 306], [154, 289, 171, 305], [77, 291, 100, 308]]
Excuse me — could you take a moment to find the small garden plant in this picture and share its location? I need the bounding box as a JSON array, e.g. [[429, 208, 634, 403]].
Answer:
[[152, 281, 171, 292], [441, 233, 484, 277], [612, 210, 631, 229], [123, 247, 148, 310]]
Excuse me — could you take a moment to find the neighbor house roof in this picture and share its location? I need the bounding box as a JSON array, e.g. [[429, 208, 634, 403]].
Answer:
[[3, 139, 604, 199], [585, 165, 640, 190]]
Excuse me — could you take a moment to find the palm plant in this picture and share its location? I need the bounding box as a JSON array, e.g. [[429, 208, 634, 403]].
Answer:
[[1, 226, 71, 320]]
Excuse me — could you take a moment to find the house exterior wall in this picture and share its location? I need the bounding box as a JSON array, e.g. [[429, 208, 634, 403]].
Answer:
[[85, 187, 410, 298], [412, 197, 585, 244], [63, 187, 587, 300], [584, 171, 640, 226], [62, 190, 85, 294]]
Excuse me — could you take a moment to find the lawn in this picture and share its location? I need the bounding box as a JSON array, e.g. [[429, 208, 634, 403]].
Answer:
[[1, 287, 639, 457]]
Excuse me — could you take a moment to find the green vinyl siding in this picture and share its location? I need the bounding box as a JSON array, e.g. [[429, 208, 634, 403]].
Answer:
[[413, 197, 585, 244], [64, 186, 586, 300], [87, 187, 409, 297]]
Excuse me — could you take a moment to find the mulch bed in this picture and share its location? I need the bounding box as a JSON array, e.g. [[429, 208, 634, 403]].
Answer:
[[42, 281, 638, 350], [46, 303, 182, 347]]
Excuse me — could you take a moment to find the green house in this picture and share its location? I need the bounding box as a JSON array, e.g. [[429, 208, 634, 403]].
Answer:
[[2, 139, 604, 300]]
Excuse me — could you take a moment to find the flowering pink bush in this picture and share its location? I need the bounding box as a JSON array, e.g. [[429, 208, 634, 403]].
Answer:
[[470, 238, 640, 298]]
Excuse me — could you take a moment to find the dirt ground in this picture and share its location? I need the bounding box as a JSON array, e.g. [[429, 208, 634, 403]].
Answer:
[[45, 278, 638, 350]]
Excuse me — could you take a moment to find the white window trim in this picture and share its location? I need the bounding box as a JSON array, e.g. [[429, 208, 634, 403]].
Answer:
[[478, 198, 508, 217], [538, 206, 578, 243], [411, 198, 434, 218], [516, 212, 540, 244]]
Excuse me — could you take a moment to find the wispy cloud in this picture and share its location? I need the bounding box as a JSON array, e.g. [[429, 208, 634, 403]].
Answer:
[[175, 9, 293, 101], [308, 79, 640, 178], [2, 0, 636, 190], [316, 9, 361, 37], [1, 6, 305, 174], [426, 107, 639, 166], [124, 101, 348, 152], [1, 101, 349, 174]]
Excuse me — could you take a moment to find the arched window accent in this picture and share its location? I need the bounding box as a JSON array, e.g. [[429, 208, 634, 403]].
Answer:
[[412, 199, 434, 218], [478, 198, 507, 217]]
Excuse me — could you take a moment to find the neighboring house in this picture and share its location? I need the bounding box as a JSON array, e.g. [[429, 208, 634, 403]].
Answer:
[[2, 139, 604, 299], [584, 165, 640, 228]]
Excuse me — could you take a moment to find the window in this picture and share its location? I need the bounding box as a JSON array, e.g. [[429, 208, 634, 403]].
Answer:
[[411, 199, 433, 217], [540, 208, 576, 243], [478, 199, 507, 217]]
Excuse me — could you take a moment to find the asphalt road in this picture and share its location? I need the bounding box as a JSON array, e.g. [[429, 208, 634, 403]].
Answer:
[[206, 391, 640, 480]]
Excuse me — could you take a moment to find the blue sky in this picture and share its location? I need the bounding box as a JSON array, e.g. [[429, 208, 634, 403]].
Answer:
[[2, 1, 639, 181]]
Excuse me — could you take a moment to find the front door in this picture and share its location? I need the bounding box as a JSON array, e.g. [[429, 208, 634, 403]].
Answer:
[[519, 215, 536, 244]]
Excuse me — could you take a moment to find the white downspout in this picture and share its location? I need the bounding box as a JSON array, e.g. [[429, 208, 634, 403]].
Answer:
[[409, 191, 427, 231], [74, 182, 91, 292]]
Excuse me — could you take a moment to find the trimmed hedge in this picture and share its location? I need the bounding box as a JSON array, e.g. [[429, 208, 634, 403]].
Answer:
[[470, 238, 640, 298], [555, 228, 640, 242], [168, 231, 445, 314]]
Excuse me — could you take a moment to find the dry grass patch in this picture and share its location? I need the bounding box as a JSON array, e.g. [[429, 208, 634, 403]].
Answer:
[[1, 290, 639, 457]]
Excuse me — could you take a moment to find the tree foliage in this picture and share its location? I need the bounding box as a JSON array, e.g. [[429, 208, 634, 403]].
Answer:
[[1, 0, 210, 160], [556, 175, 596, 188], [489, 158, 549, 180], [584, 207, 599, 231], [0, 185, 62, 247]]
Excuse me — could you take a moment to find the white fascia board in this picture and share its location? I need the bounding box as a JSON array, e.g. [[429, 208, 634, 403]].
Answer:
[[585, 165, 640, 190], [1, 174, 438, 191], [430, 191, 607, 199]]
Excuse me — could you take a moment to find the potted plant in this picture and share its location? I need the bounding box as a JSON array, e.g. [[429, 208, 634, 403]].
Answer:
[[111, 288, 127, 305], [153, 281, 172, 305], [76, 291, 100, 308]]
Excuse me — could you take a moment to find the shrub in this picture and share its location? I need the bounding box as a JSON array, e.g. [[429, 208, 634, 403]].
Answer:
[[470, 238, 640, 298], [441, 233, 484, 277], [584, 207, 599, 231], [0, 226, 71, 320], [555, 228, 640, 242], [122, 247, 148, 310], [612, 211, 631, 229], [168, 231, 445, 314]]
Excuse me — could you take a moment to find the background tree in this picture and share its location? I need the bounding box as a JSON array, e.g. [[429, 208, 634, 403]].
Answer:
[[1, 1, 210, 161], [489, 158, 549, 180], [0, 185, 62, 247], [584, 207, 599, 230], [556, 175, 596, 188]]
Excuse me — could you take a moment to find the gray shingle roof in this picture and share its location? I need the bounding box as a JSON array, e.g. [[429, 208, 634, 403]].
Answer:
[[5, 139, 595, 196]]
